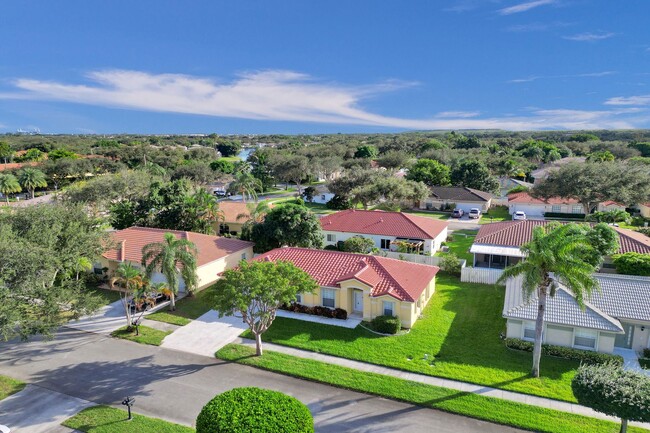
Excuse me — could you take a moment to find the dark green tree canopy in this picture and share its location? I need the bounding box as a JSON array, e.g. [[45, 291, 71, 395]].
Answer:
[[406, 158, 451, 186], [216, 140, 242, 157], [354, 145, 379, 159], [250, 204, 323, 253], [450, 160, 499, 194]]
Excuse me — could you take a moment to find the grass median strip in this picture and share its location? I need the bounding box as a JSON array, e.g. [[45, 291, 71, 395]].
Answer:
[[0, 375, 25, 401], [63, 405, 194, 433], [111, 325, 171, 346], [217, 344, 649, 433], [145, 311, 192, 326]]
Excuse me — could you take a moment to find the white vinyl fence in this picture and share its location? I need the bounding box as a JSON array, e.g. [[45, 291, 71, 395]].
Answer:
[[461, 267, 505, 285], [381, 251, 442, 266]]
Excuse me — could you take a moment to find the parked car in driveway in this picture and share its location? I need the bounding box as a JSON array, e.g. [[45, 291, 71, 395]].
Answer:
[[468, 208, 481, 219], [513, 211, 527, 220], [0, 424, 10, 433], [451, 208, 464, 218]]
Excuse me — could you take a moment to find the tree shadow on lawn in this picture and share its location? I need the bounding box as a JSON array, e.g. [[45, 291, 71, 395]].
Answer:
[[252, 316, 378, 344]]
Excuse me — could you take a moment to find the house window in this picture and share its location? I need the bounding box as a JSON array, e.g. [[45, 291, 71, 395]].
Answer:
[[380, 239, 391, 250], [326, 234, 336, 243], [523, 323, 536, 341], [321, 288, 336, 308], [574, 329, 597, 349], [551, 205, 561, 213], [241, 252, 247, 260], [572, 205, 583, 214], [382, 300, 395, 316], [295, 293, 302, 304]]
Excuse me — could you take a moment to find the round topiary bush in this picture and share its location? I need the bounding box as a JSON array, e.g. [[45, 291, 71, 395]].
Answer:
[[196, 387, 314, 433]]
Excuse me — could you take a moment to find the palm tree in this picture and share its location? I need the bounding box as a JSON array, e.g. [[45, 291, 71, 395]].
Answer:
[[497, 223, 600, 377], [0, 173, 21, 203], [237, 200, 271, 240], [186, 188, 224, 234], [18, 168, 47, 199], [230, 171, 262, 203], [141, 233, 198, 311], [110, 262, 147, 328]]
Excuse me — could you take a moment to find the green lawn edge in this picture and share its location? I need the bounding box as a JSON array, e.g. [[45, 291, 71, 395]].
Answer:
[[0, 375, 25, 401], [145, 311, 192, 326], [111, 325, 171, 346], [217, 344, 648, 433], [63, 405, 194, 433]]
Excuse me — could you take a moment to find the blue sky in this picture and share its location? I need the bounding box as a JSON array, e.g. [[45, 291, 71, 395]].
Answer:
[[0, 0, 648, 134]]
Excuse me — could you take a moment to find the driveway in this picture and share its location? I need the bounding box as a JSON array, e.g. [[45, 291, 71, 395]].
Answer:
[[160, 310, 248, 357], [0, 385, 93, 433], [64, 300, 126, 336]]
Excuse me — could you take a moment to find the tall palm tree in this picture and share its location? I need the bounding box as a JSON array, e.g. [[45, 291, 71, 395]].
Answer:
[[230, 171, 262, 203], [186, 188, 224, 234], [110, 262, 147, 328], [141, 233, 198, 311], [497, 223, 600, 377], [18, 168, 47, 199], [237, 200, 271, 240], [0, 173, 21, 203]]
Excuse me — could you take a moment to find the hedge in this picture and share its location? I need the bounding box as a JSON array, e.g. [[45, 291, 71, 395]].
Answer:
[[505, 338, 623, 366], [543, 212, 586, 220], [370, 315, 401, 334], [640, 358, 650, 370], [281, 302, 348, 320], [612, 252, 650, 276], [196, 387, 314, 433]]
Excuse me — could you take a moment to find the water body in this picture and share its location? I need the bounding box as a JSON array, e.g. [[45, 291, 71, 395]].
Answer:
[[237, 147, 255, 161]]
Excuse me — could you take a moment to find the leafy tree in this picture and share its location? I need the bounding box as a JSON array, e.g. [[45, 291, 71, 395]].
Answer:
[[110, 262, 147, 328], [142, 233, 198, 310], [440, 253, 462, 276], [569, 133, 600, 142], [376, 150, 412, 170], [16, 148, 44, 162], [213, 260, 318, 355], [613, 253, 650, 276], [497, 223, 609, 377], [572, 362, 650, 433], [406, 158, 451, 186], [326, 194, 352, 210], [18, 167, 47, 199], [171, 162, 215, 184], [0, 141, 13, 165], [342, 236, 376, 254], [629, 142, 650, 157], [0, 174, 21, 203], [301, 186, 316, 203], [216, 141, 242, 157], [47, 148, 78, 161], [210, 159, 235, 174], [273, 154, 310, 190], [586, 150, 615, 162], [250, 204, 323, 253], [450, 160, 499, 193], [586, 210, 630, 224], [354, 145, 378, 159]]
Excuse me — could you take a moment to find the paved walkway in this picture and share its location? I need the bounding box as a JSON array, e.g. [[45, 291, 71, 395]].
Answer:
[[276, 310, 362, 328], [64, 300, 126, 335], [234, 338, 650, 430], [615, 347, 650, 376], [161, 310, 248, 356], [0, 385, 93, 433], [141, 318, 181, 333]]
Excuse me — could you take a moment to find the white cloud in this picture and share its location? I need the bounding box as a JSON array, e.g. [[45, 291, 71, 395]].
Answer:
[[604, 95, 650, 106], [508, 71, 615, 83], [563, 32, 615, 41], [498, 0, 555, 15], [506, 21, 571, 32], [0, 69, 647, 131]]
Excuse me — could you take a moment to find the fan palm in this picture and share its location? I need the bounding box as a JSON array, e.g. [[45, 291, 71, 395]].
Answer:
[[230, 171, 262, 203], [110, 262, 147, 328], [0, 173, 21, 203], [18, 168, 47, 199], [497, 223, 600, 377], [141, 233, 198, 311]]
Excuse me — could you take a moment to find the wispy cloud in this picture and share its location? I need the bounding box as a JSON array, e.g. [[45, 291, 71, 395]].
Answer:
[[506, 21, 571, 32], [604, 94, 650, 106], [0, 69, 647, 130], [563, 32, 615, 41], [508, 71, 616, 83], [498, 0, 555, 15]]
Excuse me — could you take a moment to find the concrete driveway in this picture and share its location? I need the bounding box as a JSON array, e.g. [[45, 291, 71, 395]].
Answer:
[[65, 300, 126, 336], [0, 385, 93, 433], [161, 310, 248, 357]]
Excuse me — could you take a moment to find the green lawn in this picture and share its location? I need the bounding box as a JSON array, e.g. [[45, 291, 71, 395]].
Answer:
[[480, 205, 511, 224], [0, 375, 25, 401], [218, 345, 648, 433], [88, 287, 123, 306], [402, 209, 451, 220], [146, 288, 215, 323], [437, 229, 476, 263], [111, 325, 171, 346], [246, 274, 580, 402], [63, 406, 194, 433]]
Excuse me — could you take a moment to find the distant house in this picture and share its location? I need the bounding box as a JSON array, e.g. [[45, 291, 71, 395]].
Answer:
[[530, 157, 586, 185], [99, 227, 254, 291], [597, 201, 627, 213], [320, 209, 448, 256], [213, 201, 275, 236], [470, 220, 650, 272], [507, 192, 585, 217], [420, 186, 493, 213], [504, 274, 650, 354], [254, 247, 439, 327], [304, 184, 335, 205], [498, 178, 533, 199], [638, 203, 650, 219]]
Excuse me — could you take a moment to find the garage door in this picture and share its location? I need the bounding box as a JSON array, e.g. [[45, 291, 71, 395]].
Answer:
[[510, 204, 544, 217], [149, 272, 186, 292]]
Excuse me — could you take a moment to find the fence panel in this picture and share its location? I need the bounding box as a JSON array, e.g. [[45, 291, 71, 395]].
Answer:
[[461, 267, 505, 285]]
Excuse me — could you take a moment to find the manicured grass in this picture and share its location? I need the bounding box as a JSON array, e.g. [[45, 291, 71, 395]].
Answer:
[[246, 274, 580, 402], [480, 205, 511, 224], [89, 287, 123, 306], [145, 311, 191, 326], [63, 405, 194, 433], [218, 156, 241, 163], [438, 229, 476, 263], [0, 375, 25, 401], [218, 345, 649, 433], [403, 209, 451, 220], [111, 325, 171, 346], [147, 288, 215, 322]]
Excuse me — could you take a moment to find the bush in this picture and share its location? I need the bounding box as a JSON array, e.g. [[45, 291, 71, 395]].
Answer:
[[586, 210, 630, 224], [505, 338, 624, 366], [631, 216, 650, 227], [323, 244, 339, 251], [440, 253, 462, 276], [280, 302, 347, 321], [334, 308, 348, 320], [544, 212, 586, 220], [640, 358, 650, 370], [612, 252, 650, 276], [196, 387, 313, 433], [643, 348, 650, 359], [326, 194, 352, 210], [342, 236, 375, 253], [370, 315, 401, 334]]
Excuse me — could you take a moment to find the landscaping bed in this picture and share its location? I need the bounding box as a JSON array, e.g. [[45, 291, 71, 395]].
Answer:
[[111, 325, 171, 346], [63, 405, 194, 433], [0, 375, 25, 401]]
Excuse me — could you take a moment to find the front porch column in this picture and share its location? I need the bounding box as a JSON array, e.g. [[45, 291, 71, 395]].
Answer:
[[488, 254, 493, 269]]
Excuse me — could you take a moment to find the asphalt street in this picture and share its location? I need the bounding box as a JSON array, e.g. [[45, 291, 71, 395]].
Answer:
[[0, 327, 524, 433]]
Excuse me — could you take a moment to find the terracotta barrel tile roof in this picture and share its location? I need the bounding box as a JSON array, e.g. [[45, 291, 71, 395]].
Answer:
[[253, 247, 439, 302], [507, 192, 580, 205]]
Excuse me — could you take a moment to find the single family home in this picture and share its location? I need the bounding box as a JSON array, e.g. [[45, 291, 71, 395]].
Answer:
[[504, 273, 650, 354], [530, 157, 586, 185], [597, 201, 627, 213], [637, 203, 650, 219], [420, 186, 493, 213], [507, 192, 586, 217], [254, 247, 439, 328], [320, 209, 448, 255], [99, 226, 254, 292], [498, 177, 533, 199], [303, 184, 335, 204]]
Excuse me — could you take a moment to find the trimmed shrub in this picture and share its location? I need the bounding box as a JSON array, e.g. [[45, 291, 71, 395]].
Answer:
[[440, 253, 462, 276], [505, 338, 623, 366], [613, 252, 650, 276], [544, 212, 586, 220], [334, 308, 348, 320], [371, 315, 401, 334], [280, 303, 347, 321], [196, 387, 314, 433]]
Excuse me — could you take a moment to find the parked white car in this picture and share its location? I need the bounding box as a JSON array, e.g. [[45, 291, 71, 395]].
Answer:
[[468, 208, 481, 219], [0, 424, 10, 433], [513, 211, 527, 220]]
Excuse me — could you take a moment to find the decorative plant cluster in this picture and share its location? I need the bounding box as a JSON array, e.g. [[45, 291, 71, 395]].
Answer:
[[281, 302, 348, 320], [370, 315, 402, 334], [505, 338, 623, 366]]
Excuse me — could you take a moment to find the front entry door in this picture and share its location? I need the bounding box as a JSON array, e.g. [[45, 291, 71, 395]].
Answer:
[[614, 323, 635, 349], [353, 291, 363, 312]]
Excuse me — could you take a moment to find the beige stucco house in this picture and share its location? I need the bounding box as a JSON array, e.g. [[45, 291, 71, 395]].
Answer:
[[99, 226, 253, 291], [638, 203, 650, 218], [254, 247, 439, 328]]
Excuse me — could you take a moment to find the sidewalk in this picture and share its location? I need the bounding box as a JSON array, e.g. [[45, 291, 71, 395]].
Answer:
[[234, 338, 650, 430]]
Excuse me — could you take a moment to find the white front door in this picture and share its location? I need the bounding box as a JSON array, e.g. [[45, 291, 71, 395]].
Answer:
[[353, 291, 363, 312]]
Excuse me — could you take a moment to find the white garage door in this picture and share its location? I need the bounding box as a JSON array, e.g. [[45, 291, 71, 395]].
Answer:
[[150, 271, 186, 292], [510, 204, 544, 217]]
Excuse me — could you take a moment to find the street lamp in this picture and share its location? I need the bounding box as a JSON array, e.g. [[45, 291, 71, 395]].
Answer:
[[122, 396, 135, 420]]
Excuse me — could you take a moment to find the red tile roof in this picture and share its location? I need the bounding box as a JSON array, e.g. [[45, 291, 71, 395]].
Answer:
[[320, 209, 447, 240], [0, 162, 39, 172], [474, 220, 650, 255], [254, 247, 439, 302], [507, 192, 580, 205], [218, 201, 274, 224], [102, 227, 253, 266], [600, 200, 625, 207]]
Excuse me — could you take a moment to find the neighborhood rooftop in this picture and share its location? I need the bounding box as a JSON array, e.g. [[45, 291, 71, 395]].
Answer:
[[428, 186, 493, 202], [320, 209, 448, 240], [103, 226, 253, 266], [507, 192, 580, 205], [253, 247, 439, 302]]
